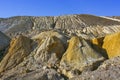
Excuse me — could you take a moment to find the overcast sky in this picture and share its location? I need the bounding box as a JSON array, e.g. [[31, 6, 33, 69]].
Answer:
[[0, 0, 119, 18]]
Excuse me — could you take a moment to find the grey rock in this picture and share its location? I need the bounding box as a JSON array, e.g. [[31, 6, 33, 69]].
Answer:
[[0, 31, 10, 60], [0, 31, 10, 51], [70, 57, 120, 80], [1, 69, 64, 80]]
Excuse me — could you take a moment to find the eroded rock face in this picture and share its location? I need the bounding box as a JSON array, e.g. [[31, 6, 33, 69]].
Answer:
[[70, 57, 120, 80], [0, 35, 33, 73], [60, 36, 105, 78], [1, 14, 120, 38], [102, 32, 120, 58]]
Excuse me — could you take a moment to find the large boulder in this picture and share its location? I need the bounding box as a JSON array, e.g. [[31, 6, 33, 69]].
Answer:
[[102, 32, 120, 58], [0, 35, 33, 73], [60, 36, 105, 78]]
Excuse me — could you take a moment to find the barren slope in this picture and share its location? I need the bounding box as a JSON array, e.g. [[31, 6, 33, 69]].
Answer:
[[0, 14, 120, 38]]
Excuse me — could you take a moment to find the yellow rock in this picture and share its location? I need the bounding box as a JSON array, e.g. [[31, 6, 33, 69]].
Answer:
[[102, 32, 120, 58], [60, 36, 105, 76], [0, 35, 32, 73]]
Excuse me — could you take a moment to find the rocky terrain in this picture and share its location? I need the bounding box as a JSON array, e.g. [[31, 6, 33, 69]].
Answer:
[[0, 14, 120, 80], [111, 16, 120, 20], [1, 14, 120, 38]]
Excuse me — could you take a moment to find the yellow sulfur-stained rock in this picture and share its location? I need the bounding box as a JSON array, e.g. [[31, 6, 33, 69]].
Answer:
[[0, 35, 32, 73], [60, 36, 105, 78], [102, 32, 120, 58]]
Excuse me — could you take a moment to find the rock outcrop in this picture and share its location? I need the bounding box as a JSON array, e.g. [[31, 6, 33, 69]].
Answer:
[[32, 31, 67, 64], [33, 38, 65, 66], [70, 56, 120, 80], [1, 14, 120, 80], [60, 36, 105, 78], [102, 32, 120, 58], [0, 35, 65, 77], [0, 31, 67, 80], [0, 35, 33, 73]]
